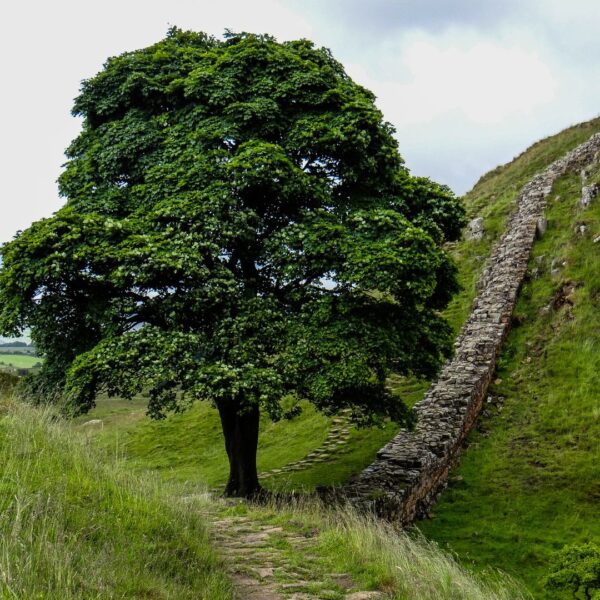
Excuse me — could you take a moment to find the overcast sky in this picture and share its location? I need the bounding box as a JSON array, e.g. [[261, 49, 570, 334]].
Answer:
[[1, 0, 599, 246]]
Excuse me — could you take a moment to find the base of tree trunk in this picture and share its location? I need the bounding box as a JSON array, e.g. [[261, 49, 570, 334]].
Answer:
[[218, 400, 261, 498]]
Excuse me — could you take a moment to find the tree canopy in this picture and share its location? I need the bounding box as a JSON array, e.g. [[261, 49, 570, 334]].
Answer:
[[0, 28, 465, 496], [545, 543, 600, 600]]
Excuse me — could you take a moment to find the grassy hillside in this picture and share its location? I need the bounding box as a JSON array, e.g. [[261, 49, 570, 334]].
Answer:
[[0, 396, 233, 599], [419, 120, 600, 598], [18, 117, 600, 598], [444, 117, 600, 335], [79, 118, 600, 496], [0, 394, 531, 600], [76, 396, 398, 492]]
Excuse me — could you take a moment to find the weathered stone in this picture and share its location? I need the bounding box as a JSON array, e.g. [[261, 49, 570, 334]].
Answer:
[[82, 419, 103, 428], [536, 217, 548, 238], [466, 217, 485, 240], [256, 566, 275, 578], [581, 183, 599, 207]]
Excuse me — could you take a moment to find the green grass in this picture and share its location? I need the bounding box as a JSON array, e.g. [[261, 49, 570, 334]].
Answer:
[[33, 116, 600, 598], [75, 117, 600, 503], [78, 397, 331, 487], [444, 116, 600, 336], [419, 132, 600, 597], [75, 368, 433, 494], [0, 395, 233, 599], [0, 353, 41, 369], [218, 498, 530, 600], [77, 396, 400, 492], [0, 395, 528, 600], [265, 420, 399, 492]]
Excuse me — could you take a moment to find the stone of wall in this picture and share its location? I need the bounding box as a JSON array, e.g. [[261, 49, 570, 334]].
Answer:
[[347, 132, 600, 525]]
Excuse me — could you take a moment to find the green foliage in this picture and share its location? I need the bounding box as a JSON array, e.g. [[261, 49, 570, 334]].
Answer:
[[0, 371, 18, 394], [0, 28, 464, 430], [545, 543, 600, 600]]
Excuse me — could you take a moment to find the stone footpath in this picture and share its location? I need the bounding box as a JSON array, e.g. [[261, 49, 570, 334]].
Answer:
[[208, 509, 385, 600], [347, 132, 600, 525]]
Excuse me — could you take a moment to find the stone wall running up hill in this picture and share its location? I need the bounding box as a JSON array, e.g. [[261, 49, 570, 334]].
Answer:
[[347, 132, 600, 525]]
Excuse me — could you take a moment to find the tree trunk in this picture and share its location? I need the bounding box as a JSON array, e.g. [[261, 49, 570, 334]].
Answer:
[[217, 400, 261, 498]]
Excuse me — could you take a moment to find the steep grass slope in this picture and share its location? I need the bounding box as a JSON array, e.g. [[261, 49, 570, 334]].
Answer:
[[0, 396, 531, 600], [444, 117, 600, 335], [0, 396, 233, 599], [419, 119, 600, 598]]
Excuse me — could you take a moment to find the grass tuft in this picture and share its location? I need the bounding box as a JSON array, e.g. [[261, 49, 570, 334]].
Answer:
[[0, 395, 233, 599]]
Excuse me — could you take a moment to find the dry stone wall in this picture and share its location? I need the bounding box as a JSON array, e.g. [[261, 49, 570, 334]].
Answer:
[[347, 132, 600, 525]]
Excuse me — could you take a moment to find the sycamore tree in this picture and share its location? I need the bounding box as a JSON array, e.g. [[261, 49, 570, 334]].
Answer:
[[0, 29, 465, 497]]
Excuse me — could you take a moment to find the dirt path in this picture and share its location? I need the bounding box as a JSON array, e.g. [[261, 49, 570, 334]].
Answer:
[[209, 510, 386, 600], [199, 409, 385, 598]]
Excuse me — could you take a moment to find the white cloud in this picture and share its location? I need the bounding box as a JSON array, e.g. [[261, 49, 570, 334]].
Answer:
[[348, 32, 557, 127], [0, 0, 599, 243]]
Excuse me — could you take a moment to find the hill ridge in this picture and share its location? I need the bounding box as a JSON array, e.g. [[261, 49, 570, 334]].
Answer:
[[347, 132, 600, 524]]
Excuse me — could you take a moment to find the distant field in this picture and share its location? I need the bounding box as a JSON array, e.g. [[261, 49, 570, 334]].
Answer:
[[0, 346, 36, 355], [0, 354, 41, 369]]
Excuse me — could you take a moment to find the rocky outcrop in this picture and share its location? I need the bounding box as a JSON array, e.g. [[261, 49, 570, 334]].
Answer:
[[581, 184, 599, 208], [466, 217, 485, 240], [347, 132, 600, 525]]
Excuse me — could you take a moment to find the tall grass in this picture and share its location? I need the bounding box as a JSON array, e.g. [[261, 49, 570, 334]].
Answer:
[[323, 510, 529, 600], [240, 496, 530, 600], [0, 396, 233, 599], [0, 394, 530, 600]]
